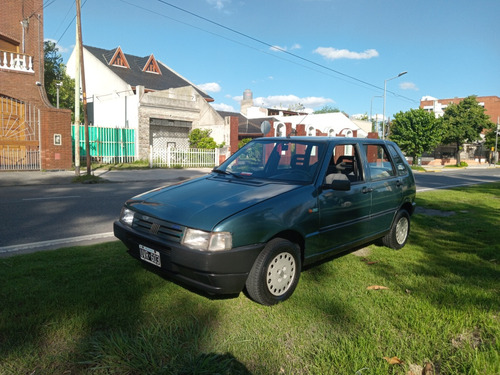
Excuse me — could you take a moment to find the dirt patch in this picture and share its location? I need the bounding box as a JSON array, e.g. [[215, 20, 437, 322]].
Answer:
[[351, 247, 371, 257], [415, 206, 456, 217]]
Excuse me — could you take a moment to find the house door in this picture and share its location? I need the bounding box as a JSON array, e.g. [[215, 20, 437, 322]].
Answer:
[[0, 96, 40, 170]]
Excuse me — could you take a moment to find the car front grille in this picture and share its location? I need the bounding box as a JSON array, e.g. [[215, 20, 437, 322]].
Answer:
[[133, 214, 185, 243]]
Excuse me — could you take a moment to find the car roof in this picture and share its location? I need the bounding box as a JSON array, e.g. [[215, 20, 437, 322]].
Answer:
[[252, 136, 396, 145]]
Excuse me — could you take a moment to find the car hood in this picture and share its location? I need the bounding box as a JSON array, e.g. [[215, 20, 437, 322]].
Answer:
[[127, 175, 302, 230]]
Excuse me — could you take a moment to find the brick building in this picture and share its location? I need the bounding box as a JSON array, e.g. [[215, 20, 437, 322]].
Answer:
[[0, 0, 72, 170], [420, 95, 500, 124], [419, 95, 499, 165]]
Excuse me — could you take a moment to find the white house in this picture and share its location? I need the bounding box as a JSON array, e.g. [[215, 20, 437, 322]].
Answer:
[[67, 45, 227, 160], [272, 112, 368, 138], [239, 90, 368, 138]]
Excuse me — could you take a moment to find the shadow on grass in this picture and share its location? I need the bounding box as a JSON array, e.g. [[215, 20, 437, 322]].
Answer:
[[366, 183, 500, 312], [0, 243, 251, 374]]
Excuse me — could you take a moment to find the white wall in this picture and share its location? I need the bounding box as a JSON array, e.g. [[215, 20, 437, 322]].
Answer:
[[67, 47, 138, 128], [274, 112, 368, 137]]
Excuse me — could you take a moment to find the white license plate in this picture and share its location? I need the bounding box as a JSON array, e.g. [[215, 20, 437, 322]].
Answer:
[[139, 244, 161, 267]]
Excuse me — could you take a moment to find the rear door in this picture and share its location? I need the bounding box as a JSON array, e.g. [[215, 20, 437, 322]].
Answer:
[[362, 143, 403, 235]]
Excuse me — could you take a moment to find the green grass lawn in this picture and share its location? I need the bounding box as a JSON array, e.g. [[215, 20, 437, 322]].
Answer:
[[1, 183, 499, 374]]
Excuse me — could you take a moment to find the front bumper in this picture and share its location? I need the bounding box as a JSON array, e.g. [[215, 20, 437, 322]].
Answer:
[[114, 221, 264, 295]]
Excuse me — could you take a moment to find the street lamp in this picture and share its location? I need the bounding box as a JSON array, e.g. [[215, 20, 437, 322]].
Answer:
[[382, 71, 407, 139], [371, 95, 383, 133], [56, 82, 63, 108]]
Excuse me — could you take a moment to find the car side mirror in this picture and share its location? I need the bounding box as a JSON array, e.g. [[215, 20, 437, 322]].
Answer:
[[324, 174, 351, 191]]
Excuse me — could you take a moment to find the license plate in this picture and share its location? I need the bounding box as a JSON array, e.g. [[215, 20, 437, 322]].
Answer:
[[139, 244, 161, 267]]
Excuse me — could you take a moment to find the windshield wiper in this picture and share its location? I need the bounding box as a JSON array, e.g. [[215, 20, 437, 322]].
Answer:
[[212, 168, 243, 178]]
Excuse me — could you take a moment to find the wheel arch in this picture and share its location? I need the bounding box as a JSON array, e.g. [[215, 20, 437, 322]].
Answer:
[[270, 230, 305, 263], [401, 201, 415, 216]]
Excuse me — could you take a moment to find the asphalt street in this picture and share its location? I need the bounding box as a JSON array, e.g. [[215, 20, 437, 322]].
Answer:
[[0, 166, 498, 257]]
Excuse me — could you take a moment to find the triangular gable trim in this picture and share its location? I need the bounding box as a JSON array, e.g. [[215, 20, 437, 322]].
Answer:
[[109, 46, 130, 69], [143, 54, 161, 74]]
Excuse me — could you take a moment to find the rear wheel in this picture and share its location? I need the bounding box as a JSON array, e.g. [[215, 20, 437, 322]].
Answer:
[[245, 238, 301, 306], [382, 209, 410, 250]]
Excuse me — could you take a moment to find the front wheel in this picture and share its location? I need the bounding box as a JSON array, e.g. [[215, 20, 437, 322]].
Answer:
[[245, 238, 301, 306], [382, 209, 410, 250]]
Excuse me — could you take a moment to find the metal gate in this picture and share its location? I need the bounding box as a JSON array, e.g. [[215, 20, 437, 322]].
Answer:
[[0, 96, 40, 170], [150, 119, 191, 150]]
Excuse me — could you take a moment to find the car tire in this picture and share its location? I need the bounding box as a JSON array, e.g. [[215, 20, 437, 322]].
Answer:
[[245, 238, 301, 306], [382, 209, 410, 250]]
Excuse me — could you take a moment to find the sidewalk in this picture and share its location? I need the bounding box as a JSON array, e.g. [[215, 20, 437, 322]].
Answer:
[[419, 164, 499, 173], [0, 168, 213, 187]]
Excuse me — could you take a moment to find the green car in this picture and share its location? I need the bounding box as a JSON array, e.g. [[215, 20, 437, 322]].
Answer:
[[114, 137, 416, 305]]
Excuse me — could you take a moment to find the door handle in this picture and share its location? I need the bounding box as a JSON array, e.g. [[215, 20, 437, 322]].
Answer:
[[396, 180, 403, 187], [362, 187, 373, 194]]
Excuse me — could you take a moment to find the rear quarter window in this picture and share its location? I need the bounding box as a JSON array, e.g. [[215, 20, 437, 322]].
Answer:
[[387, 144, 409, 176]]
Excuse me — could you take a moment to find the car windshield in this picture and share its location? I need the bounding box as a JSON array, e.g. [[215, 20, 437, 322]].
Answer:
[[217, 139, 326, 183]]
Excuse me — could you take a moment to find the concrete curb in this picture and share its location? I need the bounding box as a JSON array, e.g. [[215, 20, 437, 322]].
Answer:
[[0, 168, 213, 187]]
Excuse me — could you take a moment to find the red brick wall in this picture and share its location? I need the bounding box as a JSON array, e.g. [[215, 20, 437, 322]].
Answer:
[[39, 108, 73, 169], [0, 0, 72, 170], [229, 116, 239, 155], [296, 124, 306, 136]]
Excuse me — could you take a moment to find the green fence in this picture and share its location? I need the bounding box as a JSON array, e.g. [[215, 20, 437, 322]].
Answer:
[[72, 125, 135, 164]]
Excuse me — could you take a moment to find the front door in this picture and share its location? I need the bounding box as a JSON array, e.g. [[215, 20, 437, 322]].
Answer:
[[308, 143, 372, 257]]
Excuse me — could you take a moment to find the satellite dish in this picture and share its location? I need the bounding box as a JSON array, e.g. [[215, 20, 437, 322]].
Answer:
[[261, 120, 271, 135]]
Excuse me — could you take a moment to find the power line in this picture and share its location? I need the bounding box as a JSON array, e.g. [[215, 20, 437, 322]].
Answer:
[[119, 0, 377, 93], [155, 0, 417, 104], [43, 0, 88, 45], [48, 0, 418, 104]]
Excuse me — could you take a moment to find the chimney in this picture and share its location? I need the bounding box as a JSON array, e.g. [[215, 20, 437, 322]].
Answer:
[[240, 89, 253, 116]]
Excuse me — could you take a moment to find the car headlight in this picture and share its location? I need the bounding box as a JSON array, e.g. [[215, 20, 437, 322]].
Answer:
[[120, 207, 135, 226], [182, 228, 232, 251]]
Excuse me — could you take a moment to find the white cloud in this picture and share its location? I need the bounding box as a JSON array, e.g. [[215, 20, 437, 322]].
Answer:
[[270, 45, 286, 52], [251, 94, 334, 111], [399, 82, 419, 91], [44, 38, 70, 53], [270, 43, 302, 52], [211, 102, 235, 112], [207, 0, 231, 10], [198, 82, 221, 93], [314, 47, 379, 60]]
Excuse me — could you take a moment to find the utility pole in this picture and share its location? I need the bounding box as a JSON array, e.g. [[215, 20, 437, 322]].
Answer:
[[495, 116, 499, 164], [76, 0, 91, 175], [74, 0, 81, 176]]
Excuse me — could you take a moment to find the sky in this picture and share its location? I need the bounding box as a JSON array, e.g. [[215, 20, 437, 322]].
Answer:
[[43, 0, 500, 120]]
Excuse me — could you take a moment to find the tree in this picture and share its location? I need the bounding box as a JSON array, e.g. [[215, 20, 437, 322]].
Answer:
[[314, 105, 340, 114], [288, 103, 305, 111], [389, 108, 442, 164], [238, 138, 252, 149], [483, 122, 499, 149], [483, 122, 500, 163], [440, 95, 494, 165], [44, 40, 75, 113], [188, 129, 219, 149]]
